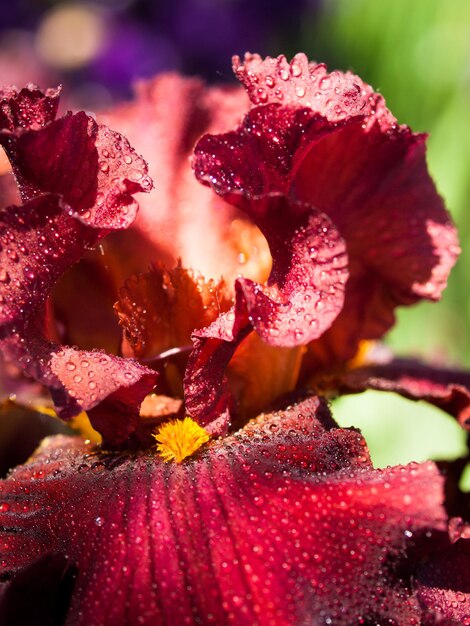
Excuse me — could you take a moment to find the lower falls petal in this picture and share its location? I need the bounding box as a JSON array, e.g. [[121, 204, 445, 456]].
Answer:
[[0, 397, 454, 625]]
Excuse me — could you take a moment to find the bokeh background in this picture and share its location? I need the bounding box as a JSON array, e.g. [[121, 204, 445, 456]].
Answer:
[[1, 0, 469, 477]]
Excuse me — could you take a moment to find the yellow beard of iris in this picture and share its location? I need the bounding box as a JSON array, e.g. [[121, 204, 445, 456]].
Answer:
[[153, 417, 211, 463]]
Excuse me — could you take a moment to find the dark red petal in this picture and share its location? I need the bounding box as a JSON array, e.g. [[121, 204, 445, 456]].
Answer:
[[233, 53, 394, 128], [184, 197, 348, 429], [338, 358, 470, 430], [193, 103, 349, 198], [0, 397, 451, 625], [296, 121, 457, 364], [1, 111, 152, 226], [195, 59, 458, 367], [0, 553, 76, 626], [415, 537, 470, 625], [0, 195, 93, 333], [0, 85, 60, 132], [50, 347, 157, 445], [0, 87, 156, 444]]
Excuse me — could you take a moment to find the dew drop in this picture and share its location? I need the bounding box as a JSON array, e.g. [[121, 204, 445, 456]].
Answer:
[[0, 269, 9, 283], [95, 516, 104, 526], [99, 161, 109, 173], [65, 361, 76, 371], [291, 63, 302, 77]]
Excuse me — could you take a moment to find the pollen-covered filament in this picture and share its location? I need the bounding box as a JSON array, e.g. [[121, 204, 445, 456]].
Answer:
[[153, 417, 211, 463]]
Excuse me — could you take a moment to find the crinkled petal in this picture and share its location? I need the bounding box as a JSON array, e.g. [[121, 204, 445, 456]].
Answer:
[[194, 55, 458, 368], [115, 263, 231, 360], [1, 110, 152, 226], [0, 87, 156, 444], [233, 52, 394, 129], [0, 396, 454, 625], [0, 85, 60, 132], [338, 358, 470, 430], [184, 197, 348, 429]]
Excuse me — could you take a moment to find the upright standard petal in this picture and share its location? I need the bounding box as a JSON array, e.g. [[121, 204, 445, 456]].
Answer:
[[100, 74, 265, 285], [193, 54, 459, 372], [186, 104, 352, 427], [0, 86, 156, 444]]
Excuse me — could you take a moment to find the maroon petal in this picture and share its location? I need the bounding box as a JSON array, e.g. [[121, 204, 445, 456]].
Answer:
[[184, 197, 348, 429], [1, 110, 152, 226], [415, 535, 470, 625], [0, 396, 453, 625], [0, 86, 156, 444], [233, 52, 393, 129], [0, 85, 60, 132], [339, 358, 470, 430], [194, 55, 458, 368]]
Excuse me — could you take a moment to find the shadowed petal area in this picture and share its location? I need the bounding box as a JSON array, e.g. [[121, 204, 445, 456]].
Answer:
[[0, 554, 77, 626], [193, 54, 459, 369], [415, 534, 470, 625], [0, 87, 157, 444], [115, 263, 232, 360], [0, 396, 454, 625], [184, 197, 348, 430], [338, 358, 470, 430]]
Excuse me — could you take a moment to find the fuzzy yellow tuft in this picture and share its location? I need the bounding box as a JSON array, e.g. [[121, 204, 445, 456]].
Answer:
[[153, 417, 210, 463]]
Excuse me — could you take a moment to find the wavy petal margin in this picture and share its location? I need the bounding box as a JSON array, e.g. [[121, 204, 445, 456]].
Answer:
[[186, 104, 356, 428], [0, 396, 457, 625], [192, 54, 459, 375], [0, 86, 156, 444], [184, 196, 348, 430]]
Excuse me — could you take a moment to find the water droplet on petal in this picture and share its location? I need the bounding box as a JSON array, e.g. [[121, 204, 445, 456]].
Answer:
[[0, 269, 9, 283]]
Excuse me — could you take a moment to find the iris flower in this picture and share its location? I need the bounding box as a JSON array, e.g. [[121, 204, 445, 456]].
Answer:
[[0, 54, 469, 625]]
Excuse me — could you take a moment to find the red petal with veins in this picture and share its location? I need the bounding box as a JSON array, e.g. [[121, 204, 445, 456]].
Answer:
[[184, 197, 348, 429], [296, 121, 458, 365], [193, 54, 458, 370], [0, 396, 453, 625], [0, 86, 156, 444], [338, 358, 470, 430]]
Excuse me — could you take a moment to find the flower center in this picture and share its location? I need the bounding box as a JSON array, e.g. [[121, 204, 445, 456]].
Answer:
[[153, 417, 211, 463]]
